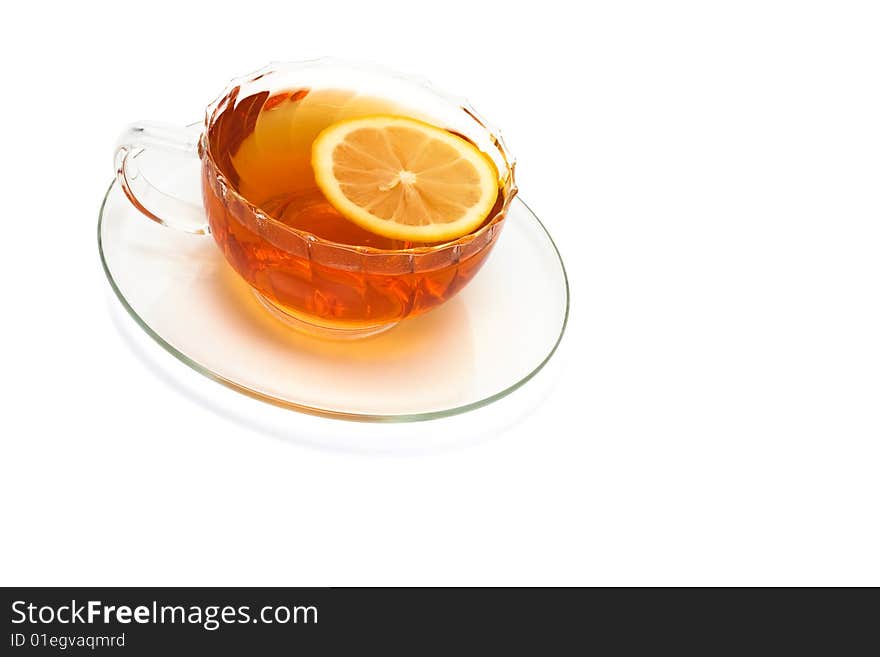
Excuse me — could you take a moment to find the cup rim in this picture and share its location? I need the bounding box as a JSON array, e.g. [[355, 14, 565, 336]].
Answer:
[[199, 58, 517, 257]]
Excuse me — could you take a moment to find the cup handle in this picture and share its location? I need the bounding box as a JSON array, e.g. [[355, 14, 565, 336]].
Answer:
[[114, 121, 210, 235]]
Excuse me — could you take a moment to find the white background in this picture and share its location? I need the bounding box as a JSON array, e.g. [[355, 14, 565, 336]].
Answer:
[[1, 1, 878, 585]]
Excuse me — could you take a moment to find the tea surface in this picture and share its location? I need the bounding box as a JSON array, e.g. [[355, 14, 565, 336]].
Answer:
[[208, 89, 501, 249]]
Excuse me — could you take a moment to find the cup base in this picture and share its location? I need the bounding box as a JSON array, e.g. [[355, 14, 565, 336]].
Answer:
[[253, 291, 398, 340]]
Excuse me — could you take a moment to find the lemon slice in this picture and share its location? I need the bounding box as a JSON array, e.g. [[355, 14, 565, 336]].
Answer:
[[312, 115, 499, 242]]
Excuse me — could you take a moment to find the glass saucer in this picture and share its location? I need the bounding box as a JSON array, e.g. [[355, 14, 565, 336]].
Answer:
[[98, 171, 569, 422]]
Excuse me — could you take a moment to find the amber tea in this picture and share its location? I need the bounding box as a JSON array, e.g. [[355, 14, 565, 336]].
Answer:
[[202, 88, 509, 332]]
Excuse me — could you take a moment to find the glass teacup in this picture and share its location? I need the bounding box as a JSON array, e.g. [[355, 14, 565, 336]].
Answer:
[[115, 59, 516, 338]]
